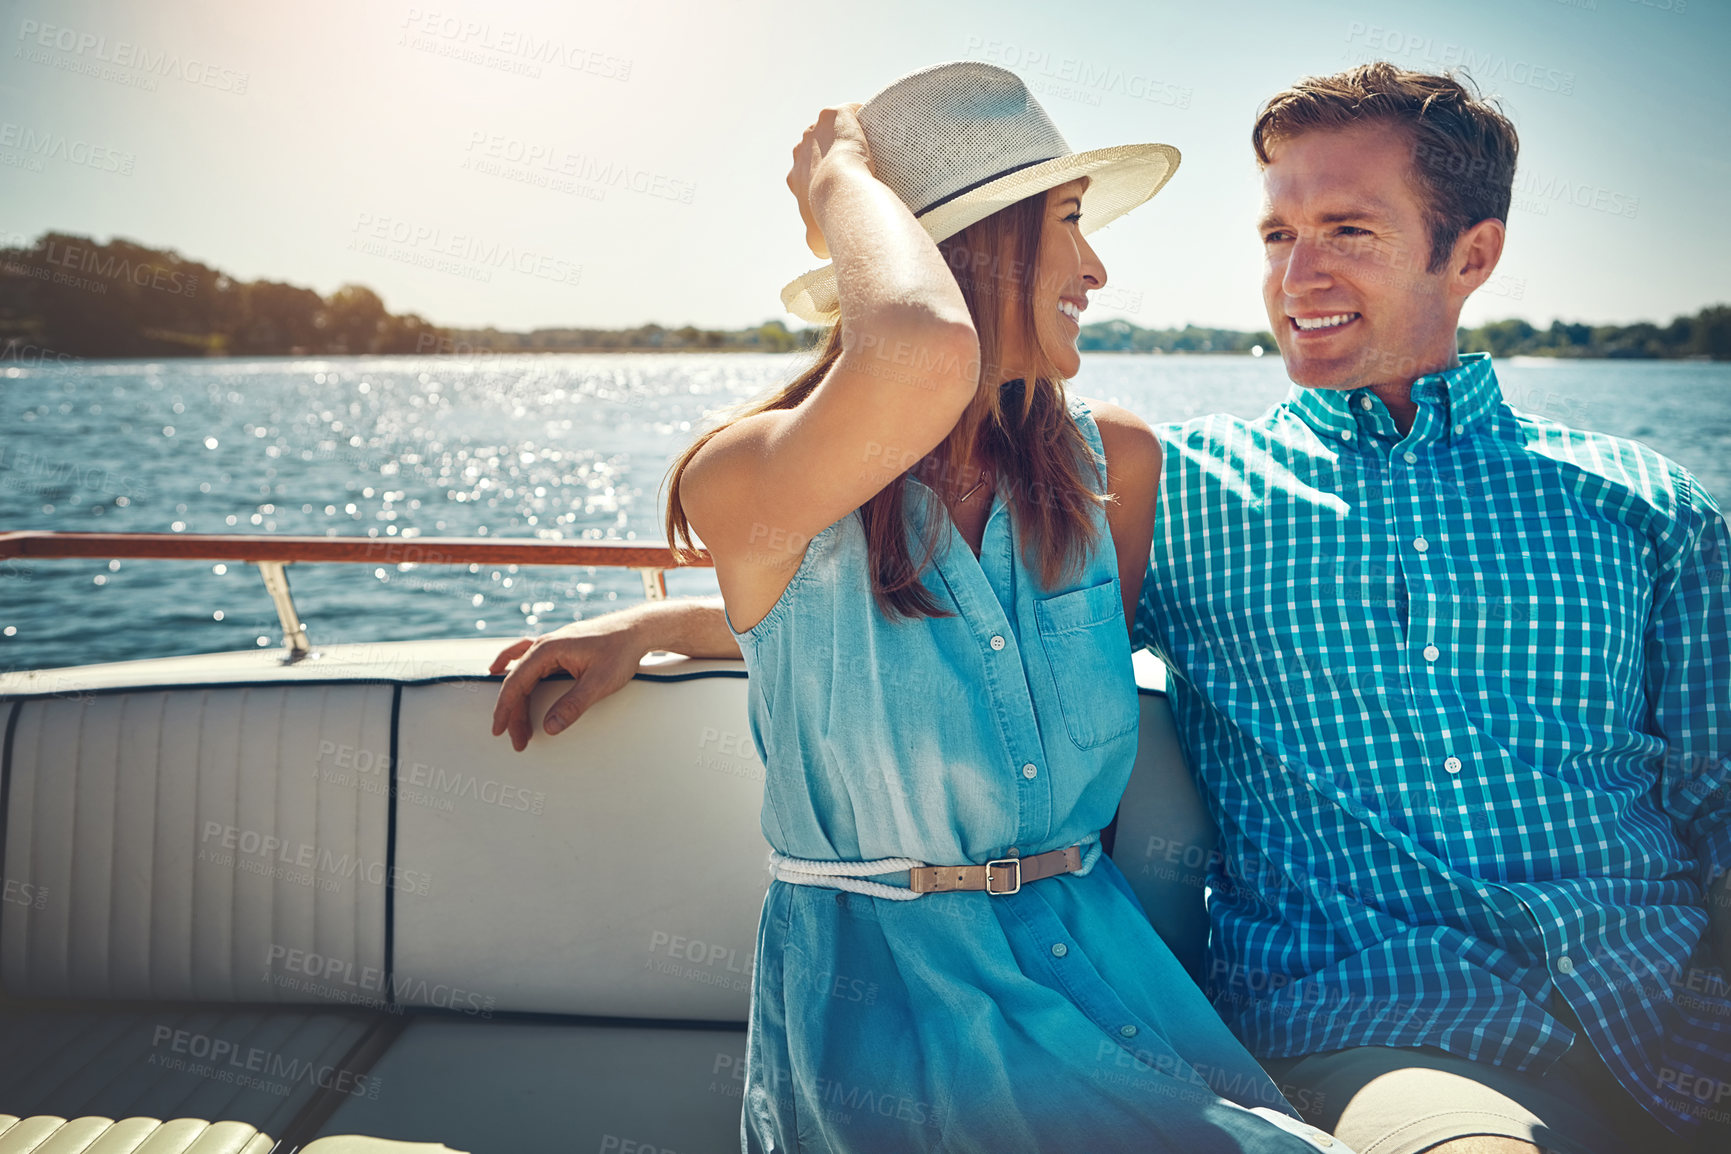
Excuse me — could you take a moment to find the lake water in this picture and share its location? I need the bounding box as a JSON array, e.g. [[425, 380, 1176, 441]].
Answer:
[[2, 353, 1727, 673]]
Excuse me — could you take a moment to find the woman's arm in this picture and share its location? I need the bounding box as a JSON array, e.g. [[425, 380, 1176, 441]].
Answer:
[[1092, 401, 1162, 638], [489, 597, 739, 751], [490, 103, 980, 751], [682, 104, 980, 633]]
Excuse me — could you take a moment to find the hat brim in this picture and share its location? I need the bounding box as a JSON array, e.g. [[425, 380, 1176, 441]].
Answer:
[[779, 142, 1180, 325]]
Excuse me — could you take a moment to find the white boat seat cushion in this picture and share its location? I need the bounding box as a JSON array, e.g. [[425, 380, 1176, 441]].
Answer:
[[385, 676, 1213, 1020], [388, 676, 771, 1020], [2, 688, 394, 1002], [1, 661, 1212, 1024]]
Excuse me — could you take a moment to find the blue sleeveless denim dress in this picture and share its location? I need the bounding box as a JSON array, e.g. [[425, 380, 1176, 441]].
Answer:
[[725, 395, 1324, 1153]]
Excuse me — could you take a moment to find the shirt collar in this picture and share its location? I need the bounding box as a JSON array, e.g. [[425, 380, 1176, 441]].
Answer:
[[1284, 352, 1502, 449]]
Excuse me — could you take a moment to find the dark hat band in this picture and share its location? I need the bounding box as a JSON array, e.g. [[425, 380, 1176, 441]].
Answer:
[[913, 155, 1063, 219]]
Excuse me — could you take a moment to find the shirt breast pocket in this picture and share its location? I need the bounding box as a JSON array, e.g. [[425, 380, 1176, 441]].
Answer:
[[1033, 578, 1140, 750]]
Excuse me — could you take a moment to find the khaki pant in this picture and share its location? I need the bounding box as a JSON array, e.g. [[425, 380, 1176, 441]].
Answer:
[[1257, 1002, 1723, 1154]]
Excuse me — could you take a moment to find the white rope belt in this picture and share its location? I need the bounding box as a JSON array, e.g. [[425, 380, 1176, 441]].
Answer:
[[767, 835, 1103, 901]]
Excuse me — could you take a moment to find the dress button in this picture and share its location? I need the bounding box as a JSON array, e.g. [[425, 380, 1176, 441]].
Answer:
[[1359, 396, 1374, 411], [1423, 645, 1440, 662], [1413, 536, 1429, 552], [989, 635, 1006, 651], [1051, 943, 1068, 957], [1022, 763, 1038, 779], [1403, 451, 1418, 464], [1558, 955, 1575, 975], [1120, 1024, 1138, 1038], [1444, 756, 1463, 774]]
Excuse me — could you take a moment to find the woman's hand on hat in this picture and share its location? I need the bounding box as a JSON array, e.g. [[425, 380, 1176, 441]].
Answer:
[[787, 102, 870, 260]]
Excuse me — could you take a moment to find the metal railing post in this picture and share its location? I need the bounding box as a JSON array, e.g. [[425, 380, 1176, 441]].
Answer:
[[255, 560, 312, 663]]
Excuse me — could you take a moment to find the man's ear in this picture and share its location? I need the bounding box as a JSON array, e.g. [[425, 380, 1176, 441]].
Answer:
[[1450, 217, 1506, 301]]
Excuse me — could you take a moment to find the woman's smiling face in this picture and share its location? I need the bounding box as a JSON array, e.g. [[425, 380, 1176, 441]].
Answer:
[[1000, 178, 1106, 382]]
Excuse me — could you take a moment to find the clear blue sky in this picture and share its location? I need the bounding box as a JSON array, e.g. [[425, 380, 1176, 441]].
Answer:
[[2, 0, 1725, 333]]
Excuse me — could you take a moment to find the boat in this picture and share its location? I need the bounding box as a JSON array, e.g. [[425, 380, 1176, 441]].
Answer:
[[0, 529, 1218, 1154]]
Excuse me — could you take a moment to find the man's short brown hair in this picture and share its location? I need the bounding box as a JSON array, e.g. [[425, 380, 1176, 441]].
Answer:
[[1252, 62, 1519, 274]]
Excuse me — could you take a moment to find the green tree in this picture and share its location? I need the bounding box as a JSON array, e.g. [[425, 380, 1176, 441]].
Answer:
[[322, 284, 389, 354]]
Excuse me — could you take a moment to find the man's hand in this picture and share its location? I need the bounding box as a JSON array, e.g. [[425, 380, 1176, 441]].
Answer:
[[489, 614, 653, 752]]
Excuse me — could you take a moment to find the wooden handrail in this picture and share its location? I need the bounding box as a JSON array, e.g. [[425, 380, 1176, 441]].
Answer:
[[0, 530, 712, 568], [0, 530, 714, 664]]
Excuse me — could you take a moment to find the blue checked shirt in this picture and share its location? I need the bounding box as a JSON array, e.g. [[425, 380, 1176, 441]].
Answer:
[[1131, 352, 1731, 1136]]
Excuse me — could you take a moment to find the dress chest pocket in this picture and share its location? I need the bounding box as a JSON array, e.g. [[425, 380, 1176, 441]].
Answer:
[[1032, 577, 1140, 750]]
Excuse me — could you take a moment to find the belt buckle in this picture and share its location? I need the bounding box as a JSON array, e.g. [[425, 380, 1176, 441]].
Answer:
[[984, 857, 1021, 895]]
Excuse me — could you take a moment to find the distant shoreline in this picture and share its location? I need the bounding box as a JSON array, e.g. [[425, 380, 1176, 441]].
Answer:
[[2, 231, 1725, 362]]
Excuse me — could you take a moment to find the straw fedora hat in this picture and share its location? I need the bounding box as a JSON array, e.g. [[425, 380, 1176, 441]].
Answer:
[[780, 60, 1181, 324]]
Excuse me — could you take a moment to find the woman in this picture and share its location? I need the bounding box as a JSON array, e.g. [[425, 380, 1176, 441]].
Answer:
[[493, 62, 1333, 1153]]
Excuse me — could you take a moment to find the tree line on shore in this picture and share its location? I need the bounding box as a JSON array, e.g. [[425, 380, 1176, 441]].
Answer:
[[1, 232, 1724, 361], [1457, 309, 1731, 360], [0, 232, 442, 357]]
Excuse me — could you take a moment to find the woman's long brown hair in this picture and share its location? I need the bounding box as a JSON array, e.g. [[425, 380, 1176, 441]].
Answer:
[[663, 192, 1108, 620]]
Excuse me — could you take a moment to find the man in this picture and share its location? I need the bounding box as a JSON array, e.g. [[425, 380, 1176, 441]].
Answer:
[[491, 63, 1730, 1154]]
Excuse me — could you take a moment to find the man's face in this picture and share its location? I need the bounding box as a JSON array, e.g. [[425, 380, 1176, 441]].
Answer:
[[1259, 122, 1459, 391]]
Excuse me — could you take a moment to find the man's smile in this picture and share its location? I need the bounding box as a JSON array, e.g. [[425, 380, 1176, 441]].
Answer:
[[1289, 312, 1362, 335]]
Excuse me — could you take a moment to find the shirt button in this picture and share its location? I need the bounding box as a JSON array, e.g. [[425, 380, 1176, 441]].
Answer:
[[1413, 537, 1429, 552], [1022, 763, 1038, 779], [1120, 1024, 1138, 1038], [1051, 943, 1068, 957], [1403, 451, 1418, 464], [1444, 756, 1463, 774], [1453, 423, 1465, 435], [1359, 396, 1374, 411], [1423, 645, 1440, 662], [1340, 429, 1354, 441], [1558, 955, 1575, 975], [1006, 847, 1019, 857], [989, 635, 1006, 651]]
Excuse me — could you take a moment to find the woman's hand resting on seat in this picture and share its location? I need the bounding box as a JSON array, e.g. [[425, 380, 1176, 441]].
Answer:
[[488, 597, 742, 751], [488, 615, 653, 751]]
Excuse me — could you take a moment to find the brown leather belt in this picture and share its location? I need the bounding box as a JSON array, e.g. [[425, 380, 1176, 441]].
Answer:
[[907, 845, 1083, 896]]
